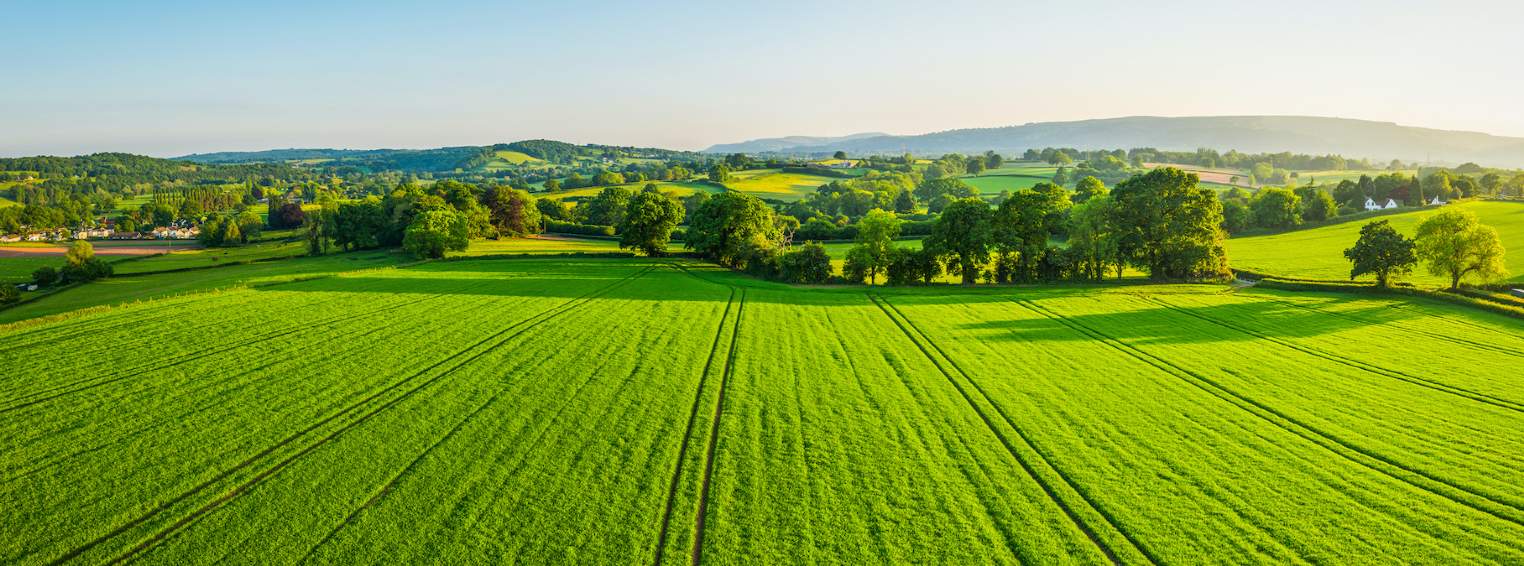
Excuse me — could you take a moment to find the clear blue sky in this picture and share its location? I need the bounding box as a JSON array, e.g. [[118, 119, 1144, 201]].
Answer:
[[5, 0, 1521, 157]]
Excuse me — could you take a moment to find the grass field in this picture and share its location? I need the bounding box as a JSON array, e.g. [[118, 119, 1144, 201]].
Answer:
[[1227, 200, 1524, 285], [723, 169, 836, 200], [451, 235, 623, 256], [0, 251, 407, 324], [3, 257, 1523, 563], [111, 239, 307, 275], [961, 174, 1053, 196], [480, 150, 546, 172]]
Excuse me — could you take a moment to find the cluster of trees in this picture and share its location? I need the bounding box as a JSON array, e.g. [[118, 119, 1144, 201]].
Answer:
[[1344, 210, 1508, 289], [1128, 148, 1378, 172], [198, 210, 264, 246], [1219, 185, 1340, 232], [311, 180, 541, 259]]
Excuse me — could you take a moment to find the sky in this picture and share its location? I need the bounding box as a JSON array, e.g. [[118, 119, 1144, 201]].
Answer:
[[4, 0, 1522, 157]]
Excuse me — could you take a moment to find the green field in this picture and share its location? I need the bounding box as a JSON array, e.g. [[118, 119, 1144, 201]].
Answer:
[[3, 257, 1523, 563], [0, 251, 407, 324], [1227, 200, 1524, 285], [111, 239, 308, 275], [451, 235, 624, 256], [480, 150, 547, 171], [542, 180, 721, 201], [723, 169, 836, 200], [961, 174, 1053, 196]]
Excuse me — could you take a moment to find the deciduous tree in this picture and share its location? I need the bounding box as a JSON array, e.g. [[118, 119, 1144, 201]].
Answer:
[[1344, 220, 1416, 287], [1414, 209, 1508, 289]]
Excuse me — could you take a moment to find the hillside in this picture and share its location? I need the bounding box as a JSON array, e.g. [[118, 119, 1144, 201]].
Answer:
[[703, 132, 888, 154], [1226, 200, 1524, 285], [175, 140, 702, 173], [707, 116, 1524, 168]]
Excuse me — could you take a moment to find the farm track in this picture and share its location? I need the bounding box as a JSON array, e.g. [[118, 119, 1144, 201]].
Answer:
[[652, 287, 737, 566], [1246, 293, 1524, 359], [1143, 296, 1524, 413], [0, 291, 454, 414], [0, 302, 474, 484], [47, 266, 656, 565], [688, 288, 746, 566], [869, 293, 1150, 566], [1010, 297, 1524, 533]]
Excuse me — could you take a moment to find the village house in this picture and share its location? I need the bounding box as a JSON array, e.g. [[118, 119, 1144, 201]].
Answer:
[[1429, 196, 1447, 206], [1364, 197, 1400, 211]]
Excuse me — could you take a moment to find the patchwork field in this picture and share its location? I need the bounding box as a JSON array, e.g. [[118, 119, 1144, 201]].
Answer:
[[1227, 200, 1524, 285], [3, 257, 1523, 563]]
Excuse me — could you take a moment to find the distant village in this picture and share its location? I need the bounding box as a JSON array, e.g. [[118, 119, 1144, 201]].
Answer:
[[0, 219, 200, 244]]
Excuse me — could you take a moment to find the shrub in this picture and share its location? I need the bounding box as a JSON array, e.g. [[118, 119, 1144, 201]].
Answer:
[[32, 266, 59, 287], [778, 243, 832, 284], [0, 284, 18, 305]]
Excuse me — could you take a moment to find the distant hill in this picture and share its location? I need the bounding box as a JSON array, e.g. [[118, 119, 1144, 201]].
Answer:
[[703, 132, 888, 154], [703, 116, 1524, 168], [176, 141, 701, 173]]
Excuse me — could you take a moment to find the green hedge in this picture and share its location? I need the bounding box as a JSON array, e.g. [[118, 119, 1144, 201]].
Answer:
[[543, 220, 615, 237]]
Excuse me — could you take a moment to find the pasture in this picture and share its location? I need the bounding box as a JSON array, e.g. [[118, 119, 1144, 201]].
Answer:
[[1227, 200, 1524, 285], [723, 169, 837, 200], [3, 256, 1523, 563], [961, 174, 1053, 196]]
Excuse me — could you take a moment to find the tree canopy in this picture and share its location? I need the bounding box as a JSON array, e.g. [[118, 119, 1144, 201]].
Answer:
[[1414, 209, 1508, 289], [1344, 220, 1417, 287]]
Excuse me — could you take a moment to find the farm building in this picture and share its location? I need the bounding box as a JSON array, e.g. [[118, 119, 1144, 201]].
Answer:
[[1430, 196, 1448, 206]]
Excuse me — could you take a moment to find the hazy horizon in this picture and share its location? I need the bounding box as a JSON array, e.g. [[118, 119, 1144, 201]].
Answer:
[[6, 0, 1522, 157]]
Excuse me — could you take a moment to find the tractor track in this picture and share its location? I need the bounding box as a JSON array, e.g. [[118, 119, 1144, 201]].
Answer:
[[688, 288, 746, 566], [869, 293, 1152, 566], [1144, 296, 1524, 414], [1247, 293, 1524, 360], [44, 266, 654, 565], [1010, 297, 1524, 532], [652, 287, 736, 566]]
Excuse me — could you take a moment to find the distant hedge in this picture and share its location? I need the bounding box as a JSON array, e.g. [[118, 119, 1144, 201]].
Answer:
[[543, 220, 615, 237]]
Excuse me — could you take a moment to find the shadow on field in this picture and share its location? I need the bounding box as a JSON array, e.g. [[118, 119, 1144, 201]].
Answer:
[[953, 296, 1420, 345]]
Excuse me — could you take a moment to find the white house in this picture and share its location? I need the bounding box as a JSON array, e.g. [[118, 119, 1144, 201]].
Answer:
[[1430, 196, 1447, 206], [1364, 197, 1400, 211]]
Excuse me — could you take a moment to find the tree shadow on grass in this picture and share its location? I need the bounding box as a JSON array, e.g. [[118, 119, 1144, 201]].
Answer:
[[946, 295, 1424, 346]]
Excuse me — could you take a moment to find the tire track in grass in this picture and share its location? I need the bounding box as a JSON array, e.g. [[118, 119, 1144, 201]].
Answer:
[[652, 287, 736, 566], [300, 265, 697, 564], [45, 265, 655, 566], [1010, 297, 1524, 532], [1246, 293, 1524, 360], [868, 293, 1149, 566], [688, 288, 745, 566], [0, 291, 450, 414], [1143, 295, 1524, 413]]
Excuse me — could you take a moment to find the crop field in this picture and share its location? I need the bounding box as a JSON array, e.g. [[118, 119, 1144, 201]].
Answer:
[[0, 251, 407, 324], [1228, 200, 1524, 285], [3, 256, 1523, 563], [723, 169, 836, 200]]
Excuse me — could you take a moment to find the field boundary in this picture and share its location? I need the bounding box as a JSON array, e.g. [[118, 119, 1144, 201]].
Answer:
[[48, 266, 655, 565], [687, 288, 746, 566], [1143, 296, 1524, 412], [1011, 297, 1524, 529], [868, 293, 1150, 565], [652, 287, 737, 565]]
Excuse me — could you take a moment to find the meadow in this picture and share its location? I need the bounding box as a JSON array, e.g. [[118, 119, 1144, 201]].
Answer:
[[3, 256, 1523, 563], [1227, 200, 1524, 285], [723, 169, 838, 200]]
